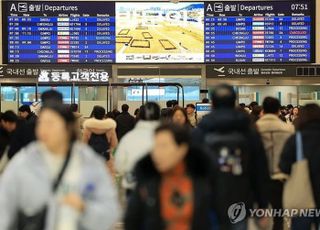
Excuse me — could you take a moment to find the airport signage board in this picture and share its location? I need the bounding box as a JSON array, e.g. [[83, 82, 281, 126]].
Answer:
[[196, 103, 211, 121], [206, 64, 320, 78], [3, 0, 315, 64], [0, 65, 112, 83]]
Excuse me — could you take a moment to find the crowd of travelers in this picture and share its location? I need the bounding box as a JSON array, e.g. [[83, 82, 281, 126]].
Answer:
[[0, 84, 319, 230]]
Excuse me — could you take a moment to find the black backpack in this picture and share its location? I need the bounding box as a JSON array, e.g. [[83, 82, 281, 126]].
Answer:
[[204, 131, 252, 224], [88, 133, 110, 161]]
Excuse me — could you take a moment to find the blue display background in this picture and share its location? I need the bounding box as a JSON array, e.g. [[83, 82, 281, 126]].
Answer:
[[3, 1, 315, 64]]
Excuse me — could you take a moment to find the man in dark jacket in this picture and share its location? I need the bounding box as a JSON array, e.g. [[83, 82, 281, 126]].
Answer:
[[0, 111, 18, 158], [160, 100, 174, 121], [8, 105, 37, 159], [8, 90, 63, 159], [192, 84, 270, 229], [18, 105, 37, 123], [116, 104, 135, 141]]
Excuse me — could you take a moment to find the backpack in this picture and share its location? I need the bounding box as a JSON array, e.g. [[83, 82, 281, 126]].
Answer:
[[204, 131, 252, 224], [88, 133, 110, 161]]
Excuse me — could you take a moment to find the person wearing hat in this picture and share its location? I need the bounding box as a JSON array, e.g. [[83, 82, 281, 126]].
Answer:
[[192, 84, 270, 230]]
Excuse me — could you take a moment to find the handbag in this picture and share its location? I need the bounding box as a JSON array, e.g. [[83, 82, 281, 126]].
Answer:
[[17, 145, 73, 230], [283, 132, 316, 210]]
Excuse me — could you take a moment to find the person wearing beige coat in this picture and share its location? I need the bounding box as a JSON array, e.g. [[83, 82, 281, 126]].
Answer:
[[257, 114, 294, 176], [256, 97, 294, 230]]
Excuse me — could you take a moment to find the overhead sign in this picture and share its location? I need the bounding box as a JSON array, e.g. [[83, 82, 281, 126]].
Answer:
[[3, 0, 315, 64], [206, 64, 320, 78], [196, 103, 211, 121], [0, 65, 112, 83]]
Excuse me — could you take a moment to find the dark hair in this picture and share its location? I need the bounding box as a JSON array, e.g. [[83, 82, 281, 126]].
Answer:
[[263, 97, 281, 114], [155, 123, 190, 146], [166, 100, 173, 108], [1, 111, 18, 123], [40, 102, 77, 142], [186, 104, 195, 110], [239, 103, 246, 108], [90, 106, 106, 120], [251, 105, 262, 117], [295, 104, 320, 130], [106, 112, 115, 120], [122, 104, 129, 113], [70, 104, 78, 113], [172, 106, 191, 126], [41, 90, 63, 105], [249, 101, 259, 109], [139, 102, 161, 121], [112, 109, 121, 118], [134, 108, 140, 116], [211, 84, 236, 108], [171, 100, 179, 107], [18, 105, 31, 114], [287, 104, 294, 110], [202, 98, 209, 103]]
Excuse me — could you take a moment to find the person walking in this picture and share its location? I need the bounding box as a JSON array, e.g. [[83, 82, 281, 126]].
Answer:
[[115, 102, 161, 196], [125, 124, 213, 230], [256, 97, 294, 230], [280, 104, 320, 230], [116, 104, 135, 141], [193, 84, 270, 230], [0, 102, 120, 230]]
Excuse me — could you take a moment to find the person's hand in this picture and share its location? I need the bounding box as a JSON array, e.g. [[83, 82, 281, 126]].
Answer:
[[62, 193, 85, 213]]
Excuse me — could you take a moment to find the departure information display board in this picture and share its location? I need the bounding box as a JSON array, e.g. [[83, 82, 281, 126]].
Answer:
[[2, 1, 315, 64], [204, 1, 313, 63], [3, 2, 115, 63]]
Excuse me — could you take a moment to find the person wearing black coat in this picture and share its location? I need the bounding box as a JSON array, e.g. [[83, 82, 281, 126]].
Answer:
[[192, 84, 270, 229], [8, 106, 37, 159], [125, 124, 214, 230], [116, 104, 135, 141], [280, 104, 320, 230], [0, 126, 10, 158]]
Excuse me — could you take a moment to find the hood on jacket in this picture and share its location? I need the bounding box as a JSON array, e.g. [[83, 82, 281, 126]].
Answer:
[[83, 118, 117, 134], [198, 108, 251, 133], [134, 146, 212, 182]]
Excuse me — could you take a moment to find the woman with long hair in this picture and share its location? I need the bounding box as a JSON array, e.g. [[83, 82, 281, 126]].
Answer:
[[172, 106, 192, 128], [280, 104, 320, 229], [0, 102, 120, 229]]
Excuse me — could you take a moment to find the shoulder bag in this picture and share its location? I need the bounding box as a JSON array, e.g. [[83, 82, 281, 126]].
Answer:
[[283, 132, 315, 210], [17, 145, 73, 230]]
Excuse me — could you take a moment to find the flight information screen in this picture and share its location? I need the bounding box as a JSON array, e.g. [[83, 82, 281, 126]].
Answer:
[[2, 1, 315, 64], [204, 1, 314, 63], [3, 2, 115, 63]]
